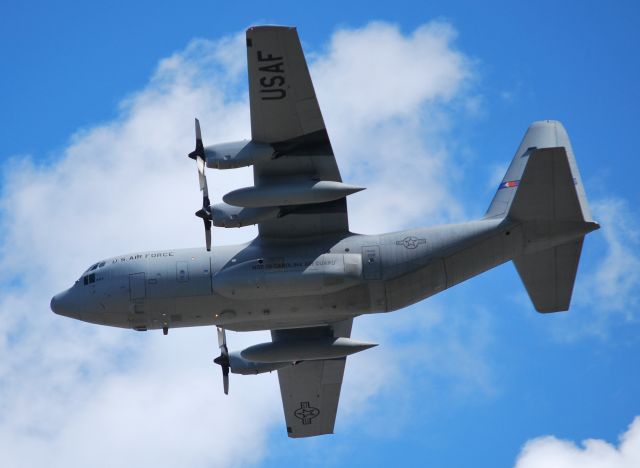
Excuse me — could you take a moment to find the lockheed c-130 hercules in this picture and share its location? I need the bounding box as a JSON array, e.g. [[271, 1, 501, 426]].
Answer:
[[51, 25, 600, 438]]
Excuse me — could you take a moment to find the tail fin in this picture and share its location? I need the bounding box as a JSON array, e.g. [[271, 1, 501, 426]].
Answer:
[[486, 120, 593, 221], [487, 120, 599, 312]]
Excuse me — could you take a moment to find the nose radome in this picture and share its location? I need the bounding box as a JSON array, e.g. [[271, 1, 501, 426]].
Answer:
[[51, 291, 65, 315], [50, 289, 77, 317]]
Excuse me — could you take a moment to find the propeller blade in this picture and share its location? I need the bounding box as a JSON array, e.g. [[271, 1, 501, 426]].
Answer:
[[213, 354, 230, 395], [188, 118, 205, 160], [214, 327, 230, 395], [201, 172, 209, 203], [195, 117, 202, 142], [197, 155, 206, 191], [204, 219, 212, 251], [217, 326, 227, 348], [222, 368, 229, 395], [197, 154, 205, 175]]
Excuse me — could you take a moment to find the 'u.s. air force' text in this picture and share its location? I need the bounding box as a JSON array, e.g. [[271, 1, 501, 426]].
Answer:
[[111, 252, 175, 263], [257, 51, 286, 100]]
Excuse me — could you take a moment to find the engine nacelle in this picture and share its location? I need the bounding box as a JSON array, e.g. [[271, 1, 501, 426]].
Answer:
[[240, 337, 378, 363], [204, 140, 274, 169], [213, 253, 364, 299], [211, 203, 279, 228], [228, 351, 292, 375], [223, 180, 365, 208]]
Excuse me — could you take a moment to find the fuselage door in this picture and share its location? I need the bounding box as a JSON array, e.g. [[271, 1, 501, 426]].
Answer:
[[174, 257, 212, 296], [129, 272, 146, 300], [362, 246, 381, 280]]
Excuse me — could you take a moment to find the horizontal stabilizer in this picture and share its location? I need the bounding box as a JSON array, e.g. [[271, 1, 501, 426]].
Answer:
[[514, 238, 583, 312]]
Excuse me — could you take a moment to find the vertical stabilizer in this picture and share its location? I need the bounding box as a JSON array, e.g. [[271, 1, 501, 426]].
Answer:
[[486, 120, 594, 222]]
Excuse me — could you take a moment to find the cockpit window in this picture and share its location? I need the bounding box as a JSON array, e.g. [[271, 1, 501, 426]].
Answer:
[[83, 273, 96, 285], [84, 262, 106, 274], [81, 261, 107, 284]]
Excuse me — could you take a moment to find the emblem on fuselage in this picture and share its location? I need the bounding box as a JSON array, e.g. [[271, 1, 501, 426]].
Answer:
[[396, 236, 427, 249], [294, 401, 320, 425]]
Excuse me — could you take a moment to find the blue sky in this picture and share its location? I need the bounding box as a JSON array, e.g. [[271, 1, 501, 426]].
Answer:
[[1, 1, 639, 467]]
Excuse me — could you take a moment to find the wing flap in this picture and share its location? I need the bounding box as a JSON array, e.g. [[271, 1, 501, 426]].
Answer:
[[296, 98, 325, 134]]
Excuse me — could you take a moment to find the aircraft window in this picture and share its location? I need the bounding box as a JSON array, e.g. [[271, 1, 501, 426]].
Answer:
[[84, 262, 106, 275], [83, 273, 96, 285]]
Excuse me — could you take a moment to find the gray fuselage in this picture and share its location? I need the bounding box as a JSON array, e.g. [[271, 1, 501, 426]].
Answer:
[[52, 218, 528, 332]]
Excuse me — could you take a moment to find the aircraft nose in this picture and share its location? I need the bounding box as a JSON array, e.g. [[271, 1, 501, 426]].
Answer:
[[50, 291, 66, 315], [50, 289, 80, 318]]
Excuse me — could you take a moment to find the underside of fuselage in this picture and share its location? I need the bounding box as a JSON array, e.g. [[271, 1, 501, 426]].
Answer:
[[51, 217, 533, 332]]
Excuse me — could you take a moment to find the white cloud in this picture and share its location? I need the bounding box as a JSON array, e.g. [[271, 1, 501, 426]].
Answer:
[[515, 416, 640, 468], [0, 21, 476, 467], [555, 196, 640, 339], [338, 302, 495, 438], [588, 198, 640, 314], [312, 21, 473, 229]]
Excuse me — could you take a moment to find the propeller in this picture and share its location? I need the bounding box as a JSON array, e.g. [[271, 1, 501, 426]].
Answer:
[[188, 117, 205, 160], [213, 326, 230, 395], [189, 118, 212, 251]]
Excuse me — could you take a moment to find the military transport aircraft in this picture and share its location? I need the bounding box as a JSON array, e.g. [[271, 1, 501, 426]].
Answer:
[[50, 26, 600, 438]]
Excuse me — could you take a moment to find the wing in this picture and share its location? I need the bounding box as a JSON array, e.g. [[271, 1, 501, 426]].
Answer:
[[277, 359, 347, 438], [272, 320, 352, 438], [246, 26, 351, 239]]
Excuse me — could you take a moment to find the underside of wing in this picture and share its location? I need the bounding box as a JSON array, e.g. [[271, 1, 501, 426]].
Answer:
[[278, 358, 347, 438], [246, 26, 354, 239], [272, 320, 352, 438], [196, 26, 361, 241], [246, 26, 328, 145]]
